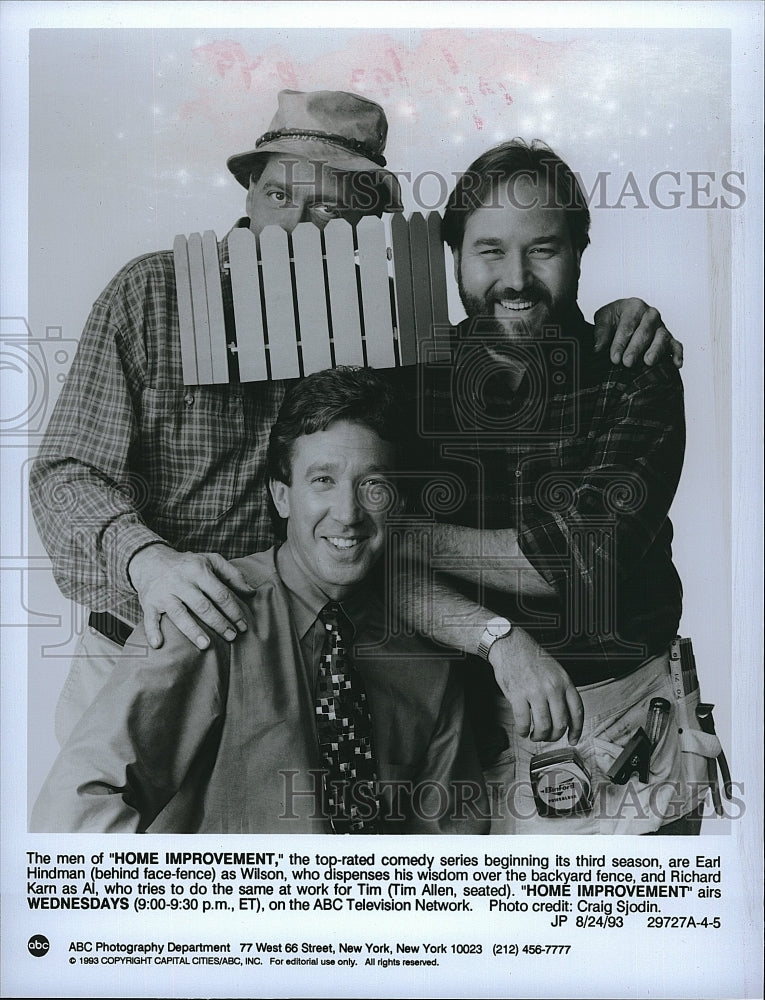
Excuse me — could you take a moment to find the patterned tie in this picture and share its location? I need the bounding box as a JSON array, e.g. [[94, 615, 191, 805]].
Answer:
[[315, 602, 381, 834]]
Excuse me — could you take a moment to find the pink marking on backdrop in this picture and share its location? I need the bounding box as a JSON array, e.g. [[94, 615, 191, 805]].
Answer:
[[193, 40, 257, 84], [441, 49, 459, 74], [179, 30, 573, 157], [386, 46, 407, 81], [277, 61, 300, 89]]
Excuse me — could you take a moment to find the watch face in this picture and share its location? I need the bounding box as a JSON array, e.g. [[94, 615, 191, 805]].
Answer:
[[487, 618, 512, 638]]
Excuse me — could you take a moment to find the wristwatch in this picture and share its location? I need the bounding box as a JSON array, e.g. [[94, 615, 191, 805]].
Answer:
[[477, 616, 513, 660]]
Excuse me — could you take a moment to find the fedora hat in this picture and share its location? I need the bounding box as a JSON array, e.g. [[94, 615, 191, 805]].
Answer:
[[227, 89, 402, 211]]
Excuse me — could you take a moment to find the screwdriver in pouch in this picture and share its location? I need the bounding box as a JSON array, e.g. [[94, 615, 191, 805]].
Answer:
[[644, 697, 671, 748]]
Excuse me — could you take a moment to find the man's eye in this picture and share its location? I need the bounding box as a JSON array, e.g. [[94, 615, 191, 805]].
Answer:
[[313, 204, 342, 219], [479, 248, 503, 257], [311, 476, 333, 487], [266, 190, 288, 205], [529, 246, 555, 257], [358, 478, 396, 510]]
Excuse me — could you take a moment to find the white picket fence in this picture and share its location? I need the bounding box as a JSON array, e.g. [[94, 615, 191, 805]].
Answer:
[[173, 213, 451, 385]]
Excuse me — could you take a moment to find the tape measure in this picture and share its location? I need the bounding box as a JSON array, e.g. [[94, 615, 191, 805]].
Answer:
[[530, 748, 594, 817]]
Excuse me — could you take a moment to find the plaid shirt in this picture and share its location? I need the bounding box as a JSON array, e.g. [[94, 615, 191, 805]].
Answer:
[[412, 314, 685, 684], [30, 220, 287, 623]]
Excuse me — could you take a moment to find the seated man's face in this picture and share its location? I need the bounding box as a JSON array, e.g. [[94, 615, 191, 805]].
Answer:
[[270, 419, 395, 598], [247, 155, 364, 234]]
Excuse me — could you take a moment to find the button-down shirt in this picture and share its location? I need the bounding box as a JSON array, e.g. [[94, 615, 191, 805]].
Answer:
[[408, 314, 685, 684], [30, 544, 489, 834], [29, 220, 286, 624]]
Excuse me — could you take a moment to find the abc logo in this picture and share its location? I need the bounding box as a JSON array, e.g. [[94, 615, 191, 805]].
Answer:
[[28, 934, 50, 957]]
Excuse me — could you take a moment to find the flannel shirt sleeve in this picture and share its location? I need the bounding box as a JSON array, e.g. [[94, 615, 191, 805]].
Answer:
[[29, 261, 166, 614], [516, 360, 685, 610]]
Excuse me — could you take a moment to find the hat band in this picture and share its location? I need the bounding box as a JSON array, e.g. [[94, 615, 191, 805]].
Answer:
[[255, 129, 387, 167]]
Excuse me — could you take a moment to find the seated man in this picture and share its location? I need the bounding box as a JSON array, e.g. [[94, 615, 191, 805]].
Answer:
[[31, 368, 488, 835]]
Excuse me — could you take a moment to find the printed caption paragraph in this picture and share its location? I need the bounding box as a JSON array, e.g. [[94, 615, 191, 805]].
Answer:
[[24, 848, 725, 972]]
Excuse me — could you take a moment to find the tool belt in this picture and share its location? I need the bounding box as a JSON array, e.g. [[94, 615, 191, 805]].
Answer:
[[484, 636, 733, 833], [664, 636, 732, 816], [583, 636, 733, 821]]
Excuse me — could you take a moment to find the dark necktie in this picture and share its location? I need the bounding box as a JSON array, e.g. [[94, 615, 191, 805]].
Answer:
[[315, 602, 381, 834]]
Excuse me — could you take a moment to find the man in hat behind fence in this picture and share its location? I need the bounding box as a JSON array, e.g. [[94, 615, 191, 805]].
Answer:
[[29, 88, 681, 748]]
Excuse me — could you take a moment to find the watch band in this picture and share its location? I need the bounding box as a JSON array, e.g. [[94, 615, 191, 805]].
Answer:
[[477, 616, 513, 660]]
